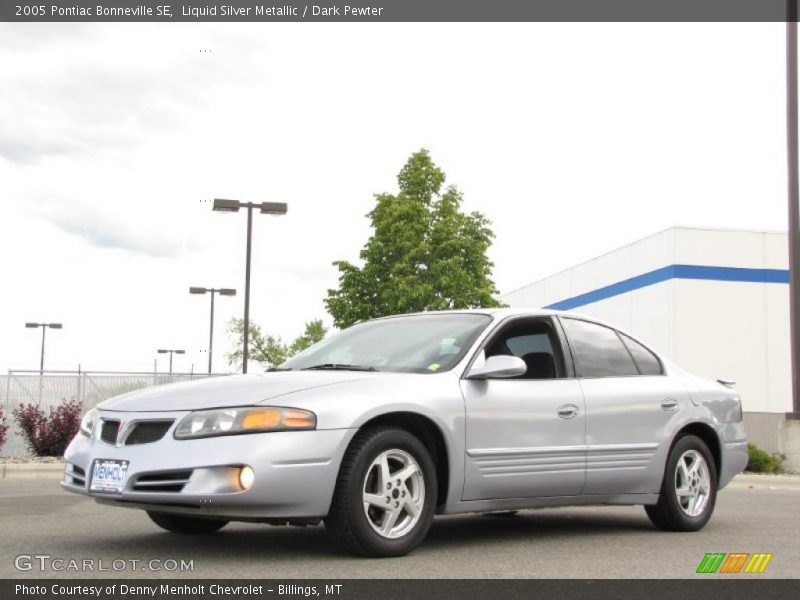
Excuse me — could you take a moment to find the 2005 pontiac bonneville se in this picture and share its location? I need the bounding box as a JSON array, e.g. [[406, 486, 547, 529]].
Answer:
[[62, 309, 747, 557]]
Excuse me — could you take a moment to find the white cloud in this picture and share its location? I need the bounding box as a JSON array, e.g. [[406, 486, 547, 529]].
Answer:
[[31, 196, 198, 258], [0, 24, 267, 164]]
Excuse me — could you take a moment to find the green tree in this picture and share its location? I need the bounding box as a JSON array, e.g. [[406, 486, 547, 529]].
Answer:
[[289, 319, 328, 355], [227, 318, 327, 370], [325, 149, 503, 328]]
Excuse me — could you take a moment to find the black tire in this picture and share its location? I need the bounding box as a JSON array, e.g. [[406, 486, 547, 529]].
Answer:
[[147, 511, 229, 534], [645, 434, 718, 532], [325, 426, 438, 557]]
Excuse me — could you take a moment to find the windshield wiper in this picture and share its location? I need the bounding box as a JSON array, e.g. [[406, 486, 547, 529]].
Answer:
[[267, 367, 293, 372], [301, 363, 378, 372]]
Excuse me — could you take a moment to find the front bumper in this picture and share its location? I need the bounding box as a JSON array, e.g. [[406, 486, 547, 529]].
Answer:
[[62, 410, 355, 520]]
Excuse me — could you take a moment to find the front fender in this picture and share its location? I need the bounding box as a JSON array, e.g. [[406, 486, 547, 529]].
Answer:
[[278, 372, 468, 509]]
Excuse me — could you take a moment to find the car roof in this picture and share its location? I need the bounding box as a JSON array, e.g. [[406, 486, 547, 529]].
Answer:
[[372, 307, 630, 336], [375, 307, 564, 319]]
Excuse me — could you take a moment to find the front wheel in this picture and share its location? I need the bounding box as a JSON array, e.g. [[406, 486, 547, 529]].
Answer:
[[325, 426, 437, 557], [645, 434, 718, 532], [147, 511, 229, 534]]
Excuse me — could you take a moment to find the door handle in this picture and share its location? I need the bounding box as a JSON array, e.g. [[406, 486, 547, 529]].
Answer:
[[557, 404, 579, 419], [661, 398, 678, 411]]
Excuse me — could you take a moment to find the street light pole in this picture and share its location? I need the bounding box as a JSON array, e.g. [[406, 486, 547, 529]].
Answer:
[[244, 205, 253, 375], [40, 326, 46, 374], [210, 290, 215, 373], [25, 322, 63, 375], [788, 4, 800, 420], [157, 349, 185, 376], [212, 199, 288, 374], [190, 287, 236, 373]]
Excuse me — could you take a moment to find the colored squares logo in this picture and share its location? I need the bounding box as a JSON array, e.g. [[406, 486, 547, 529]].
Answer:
[[696, 552, 773, 574]]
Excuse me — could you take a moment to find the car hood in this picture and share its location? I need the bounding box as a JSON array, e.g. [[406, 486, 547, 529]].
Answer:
[[97, 371, 375, 412]]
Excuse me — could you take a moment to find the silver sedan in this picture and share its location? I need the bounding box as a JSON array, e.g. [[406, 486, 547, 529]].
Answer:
[[62, 309, 747, 557]]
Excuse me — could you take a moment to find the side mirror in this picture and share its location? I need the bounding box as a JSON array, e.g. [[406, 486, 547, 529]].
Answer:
[[467, 354, 527, 379]]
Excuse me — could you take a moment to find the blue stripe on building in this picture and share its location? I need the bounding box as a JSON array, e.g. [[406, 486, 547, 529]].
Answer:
[[544, 264, 790, 311]]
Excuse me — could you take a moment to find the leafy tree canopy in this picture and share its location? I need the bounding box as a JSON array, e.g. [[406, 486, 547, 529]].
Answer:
[[325, 149, 503, 328], [227, 318, 327, 370]]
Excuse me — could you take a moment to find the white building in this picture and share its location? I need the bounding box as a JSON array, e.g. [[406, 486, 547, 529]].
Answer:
[[501, 227, 791, 452]]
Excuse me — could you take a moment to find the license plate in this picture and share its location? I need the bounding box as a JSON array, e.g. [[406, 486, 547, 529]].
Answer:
[[90, 459, 129, 493]]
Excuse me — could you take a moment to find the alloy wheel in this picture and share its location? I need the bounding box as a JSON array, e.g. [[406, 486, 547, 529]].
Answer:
[[362, 449, 426, 539], [674, 449, 711, 517]]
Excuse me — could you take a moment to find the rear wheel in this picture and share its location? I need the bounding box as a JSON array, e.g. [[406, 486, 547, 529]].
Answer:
[[147, 511, 229, 534], [645, 434, 717, 532], [325, 426, 437, 557]]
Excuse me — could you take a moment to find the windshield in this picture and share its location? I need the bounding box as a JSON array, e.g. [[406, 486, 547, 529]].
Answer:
[[281, 313, 491, 374]]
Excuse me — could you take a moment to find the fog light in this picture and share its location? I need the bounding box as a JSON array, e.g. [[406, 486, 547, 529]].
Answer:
[[239, 466, 255, 490]]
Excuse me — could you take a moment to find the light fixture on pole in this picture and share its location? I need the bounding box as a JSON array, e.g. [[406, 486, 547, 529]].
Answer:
[[157, 349, 185, 376], [190, 287, 237, 373], [25, 322, 63, 374], [212, 198, 288, 374]]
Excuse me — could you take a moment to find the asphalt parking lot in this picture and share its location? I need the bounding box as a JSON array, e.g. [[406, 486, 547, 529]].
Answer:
[[0, 477, 796, 579]]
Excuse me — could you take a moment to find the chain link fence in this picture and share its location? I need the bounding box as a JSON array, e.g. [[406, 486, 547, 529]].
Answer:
[[0, 370, 227, 457]]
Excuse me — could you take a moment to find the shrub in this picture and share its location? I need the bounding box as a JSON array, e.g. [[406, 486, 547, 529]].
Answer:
[[746, 443, 785, 474], [0, 407, 8, 450], [13, 399, 83, 457]]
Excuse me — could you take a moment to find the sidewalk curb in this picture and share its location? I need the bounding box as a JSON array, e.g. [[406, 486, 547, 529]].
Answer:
[[0, 463, 64, 480], [727, 473, 800, 490]]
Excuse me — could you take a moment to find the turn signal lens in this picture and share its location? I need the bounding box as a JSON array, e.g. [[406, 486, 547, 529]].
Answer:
[[282, 409, 316, 429], [241, 409, 281, 430], [239, 466, 255, 490]]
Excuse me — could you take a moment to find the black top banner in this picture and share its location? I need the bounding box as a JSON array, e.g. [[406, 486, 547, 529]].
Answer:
[[2, 0, 800, 23]]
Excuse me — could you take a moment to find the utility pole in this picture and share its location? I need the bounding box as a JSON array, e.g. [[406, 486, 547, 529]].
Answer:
[[781, 2, 800, 473], [788, 3, 800, 421]]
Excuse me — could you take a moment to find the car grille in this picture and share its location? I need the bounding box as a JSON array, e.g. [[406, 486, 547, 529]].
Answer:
[[99, 419, 174, 446], [125, 421, 173, 445], [100, 420, 120, 444], [132, 470, 193, 493]]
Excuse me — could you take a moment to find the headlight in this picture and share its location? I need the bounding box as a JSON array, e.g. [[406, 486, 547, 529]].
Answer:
[[80, 408, 98, 438], [174, 406, 316, 440]]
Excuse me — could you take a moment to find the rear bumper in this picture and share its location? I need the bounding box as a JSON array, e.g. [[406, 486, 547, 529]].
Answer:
[[719, 440, 748, 489], [61, 411, 355, 519]]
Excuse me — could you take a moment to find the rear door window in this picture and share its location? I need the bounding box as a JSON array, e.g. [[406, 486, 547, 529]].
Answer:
[[560, 318, 639, 378], [619, 333, 663, 375]]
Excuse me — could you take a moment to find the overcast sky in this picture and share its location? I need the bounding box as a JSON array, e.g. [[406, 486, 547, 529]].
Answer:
[[0, 22, 789, 373]]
